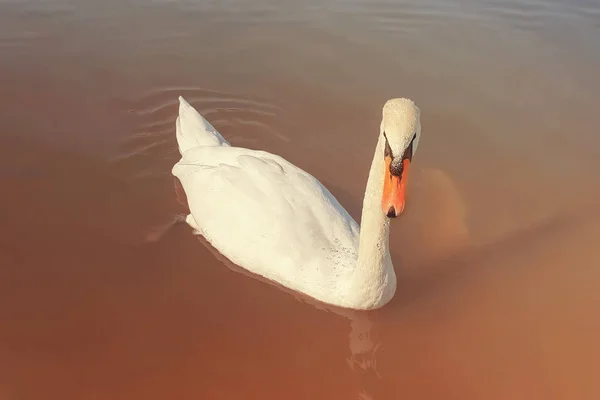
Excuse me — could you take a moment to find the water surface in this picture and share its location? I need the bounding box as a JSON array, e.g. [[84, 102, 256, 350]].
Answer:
[[1, 0, 600, 399]]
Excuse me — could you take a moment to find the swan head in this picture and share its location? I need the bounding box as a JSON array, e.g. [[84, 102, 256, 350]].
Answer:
[[379, 98, 421, 218]]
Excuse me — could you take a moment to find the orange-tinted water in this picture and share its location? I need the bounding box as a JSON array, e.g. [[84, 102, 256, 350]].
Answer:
[[1, 0, 600, 399]]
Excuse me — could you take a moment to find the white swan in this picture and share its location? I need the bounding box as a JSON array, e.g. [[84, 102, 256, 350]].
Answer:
[[171, 96, 421, 310]]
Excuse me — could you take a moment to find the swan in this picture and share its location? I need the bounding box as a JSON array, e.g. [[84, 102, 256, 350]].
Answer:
[[171, 96, 421, 310]]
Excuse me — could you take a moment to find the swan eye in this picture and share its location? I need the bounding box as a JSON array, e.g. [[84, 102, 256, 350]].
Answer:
[[383, 132, 393, 158], [403, 139, 414, 162]]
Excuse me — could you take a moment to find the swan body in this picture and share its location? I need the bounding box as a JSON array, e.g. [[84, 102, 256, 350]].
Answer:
[[172, 96, 421, 310]]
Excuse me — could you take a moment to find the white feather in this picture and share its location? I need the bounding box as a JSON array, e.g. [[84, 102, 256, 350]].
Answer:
[[171, 96, 421, 309]]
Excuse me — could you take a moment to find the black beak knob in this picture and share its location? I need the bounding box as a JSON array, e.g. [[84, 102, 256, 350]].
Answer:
[[386, 205, 397, 218]]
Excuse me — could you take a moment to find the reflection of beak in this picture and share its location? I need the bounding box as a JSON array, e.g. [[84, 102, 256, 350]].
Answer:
[[382, 156, 410, 218]]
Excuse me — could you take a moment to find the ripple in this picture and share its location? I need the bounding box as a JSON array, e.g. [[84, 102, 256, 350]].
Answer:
[[130, 94, 283, 118], [111, 87, 291, 176], [323, 0, 600, 34], [110, 138, 171, 163]]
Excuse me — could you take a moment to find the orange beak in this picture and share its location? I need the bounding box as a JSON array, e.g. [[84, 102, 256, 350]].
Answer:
[[382, 156, 410, 217]]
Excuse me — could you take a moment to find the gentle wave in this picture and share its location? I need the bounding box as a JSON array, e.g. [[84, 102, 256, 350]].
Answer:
[[322, 0, 600, 32], [110, 138, 171, 163], [3, 0, 598, 47], [130, 86, 284, 112], [112, 87, 291, 170]]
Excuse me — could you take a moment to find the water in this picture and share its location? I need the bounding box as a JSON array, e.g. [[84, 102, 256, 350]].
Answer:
[[1, 0, 599, 399]]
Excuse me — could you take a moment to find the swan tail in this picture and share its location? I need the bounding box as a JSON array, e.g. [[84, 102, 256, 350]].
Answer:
[[175, 96, 230, 154]]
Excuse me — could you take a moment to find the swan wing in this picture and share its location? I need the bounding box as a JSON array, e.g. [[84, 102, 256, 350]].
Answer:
[[172, 145, 360, 290]]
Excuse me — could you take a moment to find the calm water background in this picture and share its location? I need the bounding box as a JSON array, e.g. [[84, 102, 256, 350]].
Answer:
[[1, 0, 600, 399]]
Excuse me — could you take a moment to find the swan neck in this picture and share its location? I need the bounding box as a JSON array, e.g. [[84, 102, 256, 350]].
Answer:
[[348, 134, 396, 308]]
